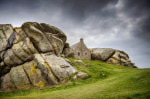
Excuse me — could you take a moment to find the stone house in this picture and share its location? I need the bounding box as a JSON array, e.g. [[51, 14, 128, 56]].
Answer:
[[71, 38, 91, 60]]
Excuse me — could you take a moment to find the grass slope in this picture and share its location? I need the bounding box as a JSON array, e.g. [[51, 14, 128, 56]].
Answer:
[[0, 58, 150, 99]]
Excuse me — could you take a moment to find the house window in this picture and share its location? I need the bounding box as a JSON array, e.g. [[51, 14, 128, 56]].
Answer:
[[85, 53, 87, 55], [78, 52, 80, 56]]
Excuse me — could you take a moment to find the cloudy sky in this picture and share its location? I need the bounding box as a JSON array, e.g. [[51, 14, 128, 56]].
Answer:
[[0, 0, 150, 68]]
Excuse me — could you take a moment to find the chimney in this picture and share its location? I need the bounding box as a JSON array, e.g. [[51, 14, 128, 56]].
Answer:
[[80, 38, 83, 43]]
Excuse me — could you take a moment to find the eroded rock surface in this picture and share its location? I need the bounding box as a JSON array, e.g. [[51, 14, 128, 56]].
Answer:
[[0, 22, 76, 91], [90, 48, 136, 68], [22, 22, 66, 55], [90, 48, 115, 61]]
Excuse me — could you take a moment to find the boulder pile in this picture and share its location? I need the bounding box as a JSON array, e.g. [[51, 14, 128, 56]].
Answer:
[[90, 48, 136, 68], [0, 22, 76, 91]]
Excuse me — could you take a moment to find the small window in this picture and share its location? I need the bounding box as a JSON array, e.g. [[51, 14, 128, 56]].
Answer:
[[85, 53, 87, 55], [78, 52, 80, 56]]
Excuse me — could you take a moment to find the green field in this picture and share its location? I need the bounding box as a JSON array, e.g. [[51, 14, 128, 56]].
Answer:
[[0, 58, 150, 99]]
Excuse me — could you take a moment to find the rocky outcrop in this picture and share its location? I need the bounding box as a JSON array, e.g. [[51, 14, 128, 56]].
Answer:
[[0, 22, 76, 91], [90, 48, 115, 61], [90, 48, 136, 68], [62, 43, 74, 57]]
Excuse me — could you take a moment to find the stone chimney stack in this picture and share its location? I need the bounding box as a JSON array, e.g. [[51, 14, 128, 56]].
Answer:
[[80, 38, 83, 43]]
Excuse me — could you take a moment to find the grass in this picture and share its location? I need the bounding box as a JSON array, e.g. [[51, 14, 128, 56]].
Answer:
[[0, 58, 150, 99]]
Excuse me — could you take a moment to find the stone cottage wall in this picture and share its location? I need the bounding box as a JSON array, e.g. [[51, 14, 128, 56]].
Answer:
[[72, 39, 91, 60]]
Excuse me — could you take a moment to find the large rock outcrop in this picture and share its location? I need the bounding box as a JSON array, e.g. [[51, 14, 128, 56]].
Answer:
[[90, 48, 136, 68], [90, 48, 115, 61], [0, 22, 76, 91]]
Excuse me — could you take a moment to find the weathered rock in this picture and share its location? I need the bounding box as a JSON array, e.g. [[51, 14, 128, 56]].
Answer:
[[63, 43, 74, 57], [10, 66, 31, 89], [34, 53, 77, 83], [0, 22, 77, 91], [111, 50, 120, 60], [0, 24, 14, 52], [107, 57, 120, 65], [3, 37, 37, 66], [90, 48, 115, 61], [23, 61, 46, 87], [0, 37, 38, 77], [0, 22, 68, 77], [0, 26, 38, 76], [0, 61, 45, 91], [63, 48, 74, 57], [90, 48, 136, 68], [64, 43, 70, 48], [41, 54, 76, 81], [0, 61, 4, 70], [0, 73, 16, 91], [34, 53, 58, 85], [39, 23, 67, 44], [13, 27, 27, 44], [0, 55, 77, 91], [64, 58, 73, 65], [22, 22, 66, 55], [76, 72, 88, 79], [106, 50, 136, 68], [74, 60, 83, 63]]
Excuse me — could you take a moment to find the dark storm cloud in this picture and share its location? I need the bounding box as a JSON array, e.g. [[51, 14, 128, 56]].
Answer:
[[122, 0, 150, 44], [0, 0, 119, 23], [0, 0, 40, 10], [0, 0, 150, 68], [135, 17, 150, 43], [123, 0, 150, 17], [59, 0, 118, 20]]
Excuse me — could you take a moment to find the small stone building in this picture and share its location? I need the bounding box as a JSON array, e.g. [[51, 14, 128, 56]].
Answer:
[[71, 38, 91, 60]]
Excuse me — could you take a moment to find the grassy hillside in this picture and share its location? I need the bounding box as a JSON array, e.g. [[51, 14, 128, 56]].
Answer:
[[0, 58, 150, 99]]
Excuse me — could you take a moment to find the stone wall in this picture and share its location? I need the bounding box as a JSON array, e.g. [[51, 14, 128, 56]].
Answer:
[[71, 38, 91, 60]]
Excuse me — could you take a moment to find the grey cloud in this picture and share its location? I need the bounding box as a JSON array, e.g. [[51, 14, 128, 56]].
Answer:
[[122, 0, 150, 44], [60, 0, 118, 20], [123, 0, 150, 17], [0, 0, 40, 10], [0, 0, 150, 68]]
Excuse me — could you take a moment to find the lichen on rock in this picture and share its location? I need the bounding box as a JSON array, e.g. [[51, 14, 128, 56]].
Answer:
[[0, 22, 76, 91]]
